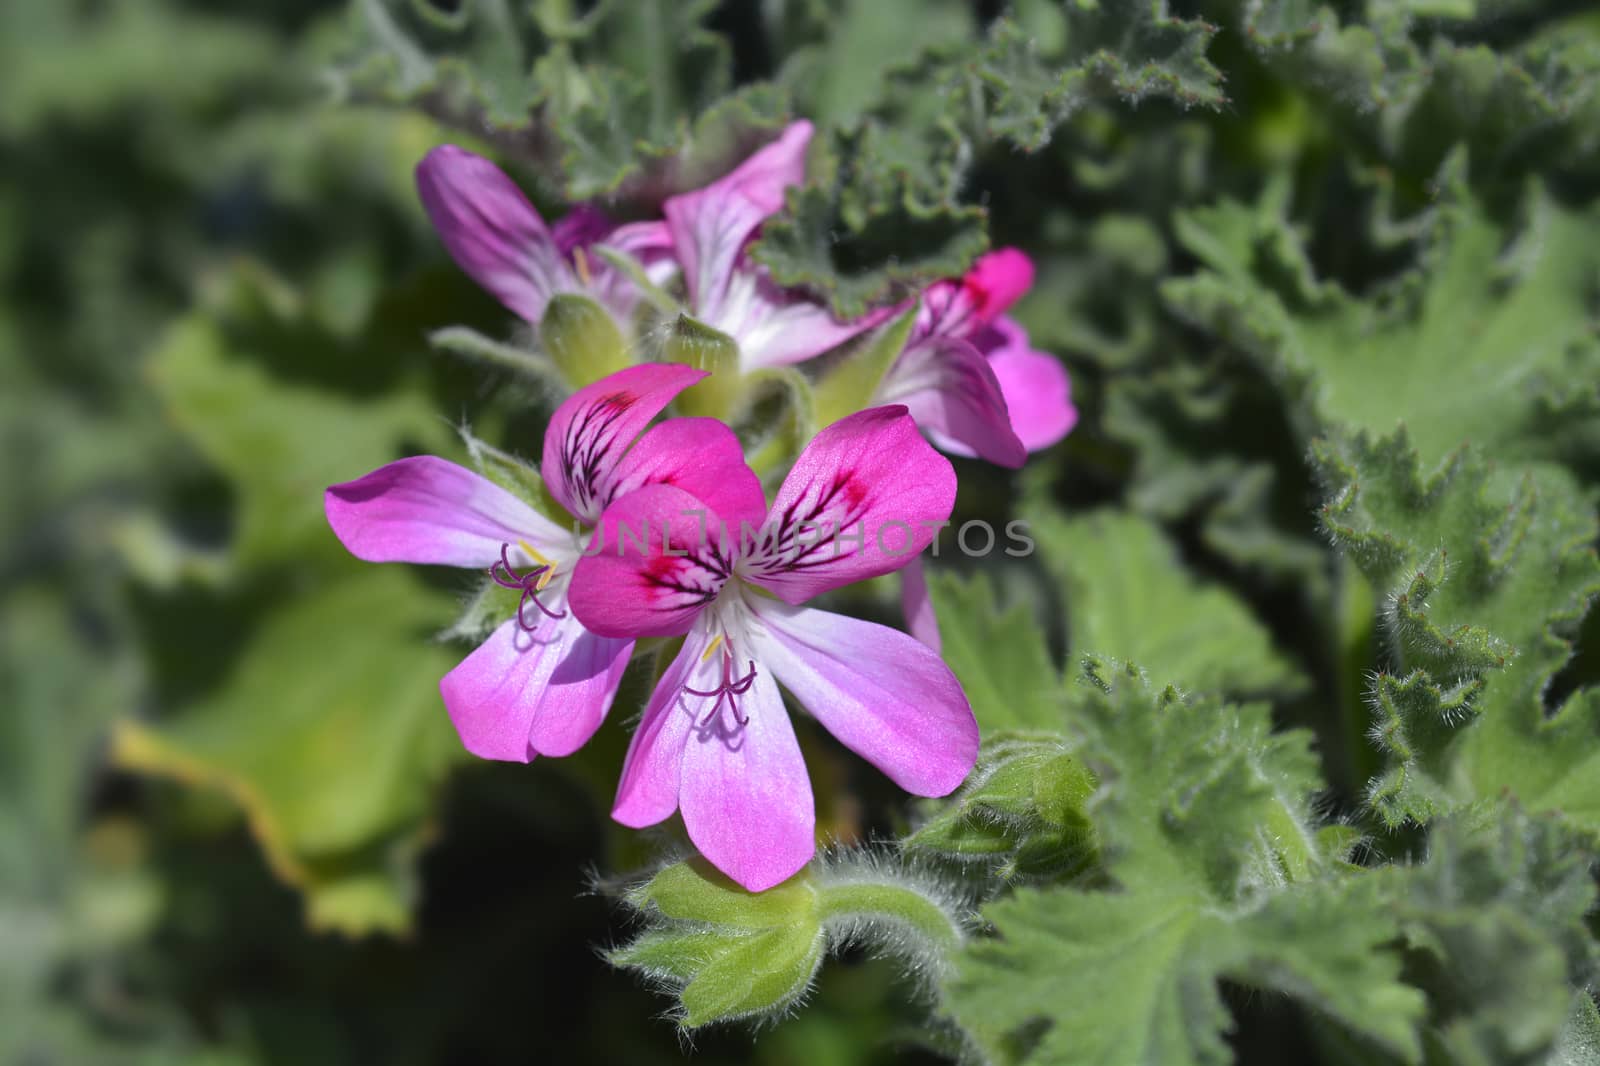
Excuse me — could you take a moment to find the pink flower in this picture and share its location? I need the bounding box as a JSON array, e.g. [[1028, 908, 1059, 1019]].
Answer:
[[416, 144, 672, 331], [875, 247, 1078, 468], [323, 364, 760, 763], [662, 121, 892, 369], [566, 407, 979, 890]]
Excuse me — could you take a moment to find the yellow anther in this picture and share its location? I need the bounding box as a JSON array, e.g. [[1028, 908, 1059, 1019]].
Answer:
[[701, 634, 725, 663], [573, 246, 593, 287], [516, 538, 558, 577]]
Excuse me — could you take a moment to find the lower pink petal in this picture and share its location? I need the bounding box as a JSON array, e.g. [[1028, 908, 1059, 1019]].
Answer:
[[678, 662, 815, 892], [325, 455, 564, 569], [975, 318, 1077, 453], [750, 599, 977, 797], [884, 335, 1027, 468], [440, 612, 632, 762], [611, 628, 714, 828]]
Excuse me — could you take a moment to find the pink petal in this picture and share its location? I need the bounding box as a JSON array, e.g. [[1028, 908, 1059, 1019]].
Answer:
[[743, 407, 957, 603], [440, 611, 633, 761], [611, 626, 715, 828], [567, 484, 731, 639], [737, 280, 899, 369], [679, 655, 815, 891], [750, 599, 977, 796], [325, 455, 566, 568], [881, 334, 1027, 468], [975, 318, 1078, 453], [416, 145, 571, 325], [900, 555, 942, 652], [963, 247, 1034, 325], [604, 417, 768, 533], [664, 121, 813, 321], [551, 204, 613, 256], [540, 363, 709, 524]]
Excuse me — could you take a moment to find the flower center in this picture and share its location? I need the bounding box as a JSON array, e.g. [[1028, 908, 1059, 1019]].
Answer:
[[683, 635, 757, 731], [490, 541, 567, 632]]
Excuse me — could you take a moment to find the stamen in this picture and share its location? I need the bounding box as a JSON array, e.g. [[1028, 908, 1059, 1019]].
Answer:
[[573, 246, 593, 287], [684, 645, 758, 729], [701, 634, 725, 663], [490, 542, 568, 633]]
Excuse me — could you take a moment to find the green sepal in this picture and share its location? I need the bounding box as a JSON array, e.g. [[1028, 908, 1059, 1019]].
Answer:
[[611, 860, 825, 1028], [733, 367, 817, 480], [662, 313, 741, 418], [610, 854, 967, 1030], [811, 301, 919, 428], [906, 733, 1098, 884], [429, 325, 569, 394], [539, 293, 627, 386]]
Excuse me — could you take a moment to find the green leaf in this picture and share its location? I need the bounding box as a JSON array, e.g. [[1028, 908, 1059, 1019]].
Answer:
[[1383, 807, 1598, 1065], [336, 0, 787, 206], [1032, 508, 1304, 696], [944, 663, 1422, 1064], [112, 567, 465, 936], [1314, 431, 1600, 831], [147, 312, 445, 570], [924, 570, 1060, 732], [751, 124, 990, 319], [1235, 1, 1600, 188], [1164, 167, 1600, 471]]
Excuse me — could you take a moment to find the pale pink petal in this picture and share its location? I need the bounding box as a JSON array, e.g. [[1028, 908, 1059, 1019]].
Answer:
[[416, 145, 571, 325], [736, 279, 899, 369], [440, 610, 633, 761], [679, 658, 815, 891], [900, 555, 942, 652], [750, 599, 976, 796], [974, 317, 1078, 453], [611, 626, 714, 828], [568, 484, 731, 639], [325, 455, 565, 568], [880, 334, 1027, 468], [603, 417, 767, 533], [964, 247, 1034, 325], [743, 407, 957, 603], [664, 122, 813, 320], [540, 363, 709, 524]]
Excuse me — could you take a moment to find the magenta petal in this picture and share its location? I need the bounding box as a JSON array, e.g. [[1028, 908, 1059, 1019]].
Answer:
[[664, 121, 813, 319], [679, 660, 815, 891], [568, 484, 731, 639], [604, 417, 767, 533], [611, 627, 714, 828], [751, 599, 977, 796], [744, 407, 957, 603], [883, 334, 1027, 468], [900, 555, 942, 652], [440, 613, 633, 761], [977, 317, 1078, 452], [325, 455, 565, 568], [416, 145, 570, 325], [964, 247, 1035, 325], [540, 363, 709, 524], [551, 204, 613, 256]]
